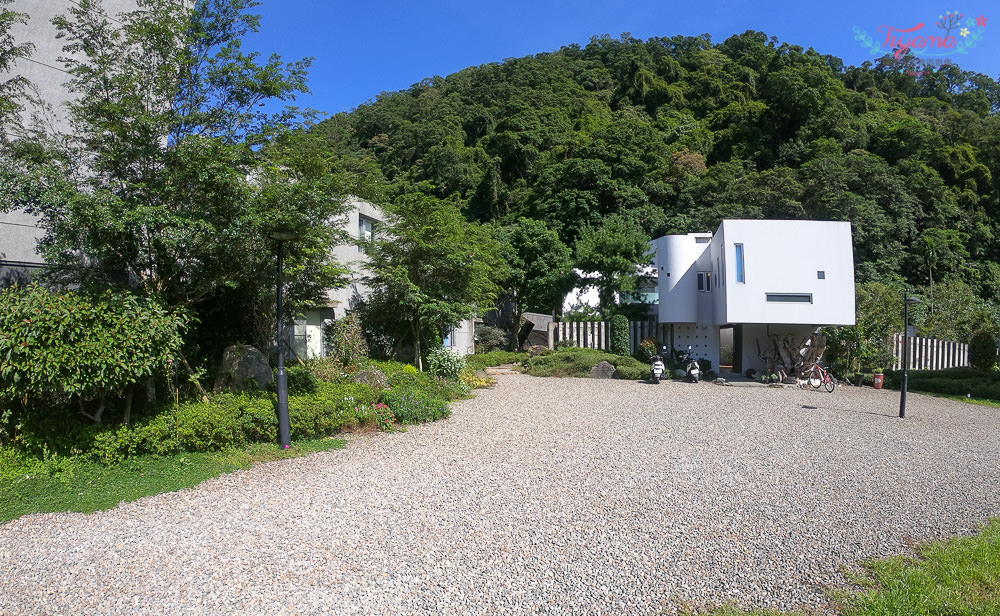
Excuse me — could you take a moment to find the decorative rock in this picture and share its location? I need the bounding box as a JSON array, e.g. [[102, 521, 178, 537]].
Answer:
[[528, 345, 548, 357], [590, 360, 616, 379], [213, 344, 273, 391], [713, 378, 729, 386]]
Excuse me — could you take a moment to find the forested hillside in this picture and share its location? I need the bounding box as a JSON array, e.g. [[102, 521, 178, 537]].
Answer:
[[311, 31, 1000, 313]]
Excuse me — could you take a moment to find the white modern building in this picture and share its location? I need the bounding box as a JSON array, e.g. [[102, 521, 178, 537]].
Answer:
[[652, 219, 856, 374]]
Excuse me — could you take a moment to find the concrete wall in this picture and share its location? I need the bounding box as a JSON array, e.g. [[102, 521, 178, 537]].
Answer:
[[715, 220, 856, 326], [325, 197, 385, 320], [1, 0, 141, 277], [653, 232, 712, 323], [673, 323, 720, 372]]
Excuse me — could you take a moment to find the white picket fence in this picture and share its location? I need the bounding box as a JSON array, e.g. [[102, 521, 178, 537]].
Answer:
[[547, 320, 670, 354], [547, 321, 608, 351], [892, 334, 969, 371]]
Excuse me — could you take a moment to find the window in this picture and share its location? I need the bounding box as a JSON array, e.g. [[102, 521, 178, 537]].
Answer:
[[817, 271, 826, 279], [696, 236, 710, 243], [358, 216, 376, 253], [735, 244, 745, 283], [697, 272, 711, 292], [766, 293, 812, 303]]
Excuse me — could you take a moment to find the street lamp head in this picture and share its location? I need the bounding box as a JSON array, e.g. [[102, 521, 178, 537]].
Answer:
[[269, 230, 300, 242], [905, 296, 921, 305]]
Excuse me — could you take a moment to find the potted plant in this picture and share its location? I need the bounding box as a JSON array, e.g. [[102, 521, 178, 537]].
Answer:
[[872, 368, 885, 389]]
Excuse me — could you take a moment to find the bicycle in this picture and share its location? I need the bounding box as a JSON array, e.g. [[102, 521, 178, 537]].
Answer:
[[805, 363, 836, 393]]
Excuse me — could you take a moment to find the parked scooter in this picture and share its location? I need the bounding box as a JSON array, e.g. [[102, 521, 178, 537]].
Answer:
[[649, 346, 667, 384], [681, 345, 701, 383]]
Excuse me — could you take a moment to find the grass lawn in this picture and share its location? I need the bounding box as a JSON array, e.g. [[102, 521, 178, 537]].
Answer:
[[0, 438, 345, 524], [920, 392, 1000, 409], [696, 518, 1000, 616]]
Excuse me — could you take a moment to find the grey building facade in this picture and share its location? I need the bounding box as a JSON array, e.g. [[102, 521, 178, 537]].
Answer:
[[1, 0, 139, 285]]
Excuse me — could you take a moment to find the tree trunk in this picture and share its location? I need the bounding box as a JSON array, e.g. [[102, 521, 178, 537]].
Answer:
[[123, 384, 135, 425], [177, 350, 210, 403], [412, 320, 422, 371], [510, 306, 522, 351]]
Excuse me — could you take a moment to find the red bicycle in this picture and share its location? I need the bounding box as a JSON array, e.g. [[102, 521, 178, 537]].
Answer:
[[806, 363, 836, 393]]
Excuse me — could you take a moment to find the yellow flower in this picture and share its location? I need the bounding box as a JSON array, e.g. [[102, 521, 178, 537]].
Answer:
[[960, 27, 970, 37]]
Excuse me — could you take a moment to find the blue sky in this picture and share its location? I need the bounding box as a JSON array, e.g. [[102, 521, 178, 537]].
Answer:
[[243, 1, 1000, 116]]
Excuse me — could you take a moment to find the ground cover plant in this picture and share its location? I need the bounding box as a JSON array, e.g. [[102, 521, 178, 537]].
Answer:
[[464, 351, 529, 371], [0, 438, 345, 524], [525, 347, 646, 379], [1, 353, 493, 522]]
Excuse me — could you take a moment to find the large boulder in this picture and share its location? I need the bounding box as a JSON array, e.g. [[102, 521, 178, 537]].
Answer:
[[590, 360, 616, 379], [214, 345, 274, 391]]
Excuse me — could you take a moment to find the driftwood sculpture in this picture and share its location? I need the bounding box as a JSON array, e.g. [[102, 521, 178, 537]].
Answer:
[[756, 331, 827, 377]]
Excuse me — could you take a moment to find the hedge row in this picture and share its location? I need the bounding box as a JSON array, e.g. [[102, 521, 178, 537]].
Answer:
[[89, 382, 380, 465], [884, 368, 1000, 401]]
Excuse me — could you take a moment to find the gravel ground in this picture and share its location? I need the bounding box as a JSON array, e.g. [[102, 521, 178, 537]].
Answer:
[[2, 375, 999, 615]]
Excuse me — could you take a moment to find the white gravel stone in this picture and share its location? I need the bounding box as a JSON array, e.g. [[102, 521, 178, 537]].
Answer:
[[1, 375, 999, 615]]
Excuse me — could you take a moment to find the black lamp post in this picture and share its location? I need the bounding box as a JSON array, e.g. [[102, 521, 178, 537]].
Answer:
[[270, 230, 300, 448], [899, 293, 922, 419]]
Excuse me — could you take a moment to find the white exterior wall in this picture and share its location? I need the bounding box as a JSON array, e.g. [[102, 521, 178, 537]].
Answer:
[[716, 220, 855, 326], [654, 233, 712, 323]]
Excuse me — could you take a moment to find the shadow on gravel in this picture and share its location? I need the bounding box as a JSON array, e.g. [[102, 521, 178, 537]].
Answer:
[[801, 403, 898, 419]]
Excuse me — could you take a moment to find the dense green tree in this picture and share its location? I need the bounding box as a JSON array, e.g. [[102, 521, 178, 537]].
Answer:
[[495, 218, 576, 347], [574, 214, 652, 316], [303, 30, 1000, 317], [824, 282, 903, 375], [362, 193, 505, 370]]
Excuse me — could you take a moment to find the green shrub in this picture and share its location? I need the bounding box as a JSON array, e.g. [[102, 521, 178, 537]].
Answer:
[[554, 338, 577, 349], [427, 348, 467, 381], [610, 315, 630, 356], [475, 325, 508, 353], [525, 347, 650, 380], [610, 356, 646, 380], [290, 382, 381, 439], [324, 314, 369, 367], [465, 351, 528, 371], [285, 364, 319, 394], [307, 356, 346, 383], [970, 330, 999, 370], [526, 347, 615, 378], [635, 338, 659, 363], [383, 389, 450, 424], [884, 367, 1000, 401], [0, 283, 188, 437]]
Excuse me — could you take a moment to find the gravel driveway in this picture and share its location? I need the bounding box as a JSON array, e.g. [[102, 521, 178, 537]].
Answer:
[[2, 375, 999, 615]]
